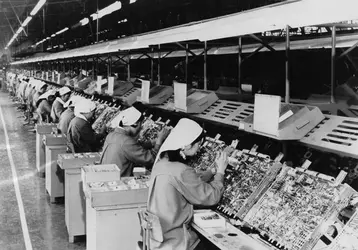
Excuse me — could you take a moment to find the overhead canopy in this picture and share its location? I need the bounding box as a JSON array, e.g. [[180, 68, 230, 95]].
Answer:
[[11, 0, 358, 65]]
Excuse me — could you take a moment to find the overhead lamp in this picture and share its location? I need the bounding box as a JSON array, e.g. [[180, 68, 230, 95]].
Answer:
[[91, 1, 122, 21], [15, 27, 24, 35], [56, 27, 69, 35], [130, 0, 137, 3], [22, 16, 32, 27], [79, 18, 89, 26], [30, 0, 47, 16]]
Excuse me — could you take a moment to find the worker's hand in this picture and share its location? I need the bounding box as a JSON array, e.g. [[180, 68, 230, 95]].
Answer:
[[99, 124, 107, 135], [156, 126, 171, 145], [216, 151, 228, 175]]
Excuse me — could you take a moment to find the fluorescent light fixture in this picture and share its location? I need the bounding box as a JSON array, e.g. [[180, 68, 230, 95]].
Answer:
[[30, 0, 47, 16], [15, 27, 24, 35], [91, 1, 122, 21], [56, 27, 69, 35], [51, 34, 56, 37], [130, 0, 137, 3], [22, 16, 33, 27], [79, 18, 89, 26]]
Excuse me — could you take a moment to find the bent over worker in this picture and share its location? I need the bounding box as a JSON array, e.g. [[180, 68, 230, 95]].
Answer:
[[67, 99, 106, 153], [100, 107, 169, 177]]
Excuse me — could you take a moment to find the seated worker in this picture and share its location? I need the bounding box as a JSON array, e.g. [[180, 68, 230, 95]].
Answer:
[[67, 99, 106, 153], [57, 95, 83, 137], [32, 81, 47, 110], [147, 118, 228, 250], [100, 107, 170, 177], [36, 90, 57, 123], [51, 86, 71, 123]]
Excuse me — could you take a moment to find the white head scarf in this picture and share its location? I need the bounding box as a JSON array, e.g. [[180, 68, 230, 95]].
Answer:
[[155, 118, 203, 163], [64, 95, 84, 108], [74, 99, 96, 121], [114, 107, 142, 128], [38, 89, 56, 101], [36, 81, 46, 92], [59, 86, 71, 96]]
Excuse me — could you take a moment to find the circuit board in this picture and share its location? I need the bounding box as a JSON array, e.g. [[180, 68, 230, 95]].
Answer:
[[92, 107, 119, 134], [217, 151, 281, 220], [244, 167, 342, 250], [187, 137, 229, 172], [137, 118, 165, 144]]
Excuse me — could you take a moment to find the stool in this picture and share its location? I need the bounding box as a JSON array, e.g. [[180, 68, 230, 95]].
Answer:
[[137, 210, 163, 250]]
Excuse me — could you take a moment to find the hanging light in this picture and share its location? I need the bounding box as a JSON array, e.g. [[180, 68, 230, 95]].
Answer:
[[80, 18, 89, 26], [56, 27, 69, 35], [30, 0, 47, 16], [21, 16, 33, 27], [91, 1, 122, 21]]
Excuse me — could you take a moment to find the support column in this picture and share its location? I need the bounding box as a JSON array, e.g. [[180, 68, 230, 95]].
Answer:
[[285, 25, 290, 104], [331, 25, 336, 104], [158, 44, 161, 85], [238, 37, 242, 94], [151, 48, 154, 84], [185, 44, 189, 84], [204, 41, 208, 90], [127, 54, 131, 82]]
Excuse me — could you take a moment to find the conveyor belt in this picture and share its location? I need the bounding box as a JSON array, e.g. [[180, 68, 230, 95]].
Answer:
[[300, 115, 358, 158]]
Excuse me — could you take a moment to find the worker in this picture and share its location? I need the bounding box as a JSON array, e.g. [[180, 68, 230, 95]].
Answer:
[[36, 90, 57, 123], [100, 107, 170, 177], [57, 95, 83, 136], [51, 86, 71, 123], [67, 98, 106, 153], [147, 118, 228, 250], [32, 81, 47, 110]]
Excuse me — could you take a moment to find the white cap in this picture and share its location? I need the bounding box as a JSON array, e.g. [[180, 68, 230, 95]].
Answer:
[[115, 107, 142, 127], [36, 81, 46, 91], [74, 99, 96, 115], [59, 86, 71, 96], [155, 118, 203, 163], [38, 89, 56, 100], [64, 95, 84, 108]]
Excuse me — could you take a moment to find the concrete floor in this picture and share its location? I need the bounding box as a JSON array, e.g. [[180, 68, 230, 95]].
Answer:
[[0, 92, 86, 250]]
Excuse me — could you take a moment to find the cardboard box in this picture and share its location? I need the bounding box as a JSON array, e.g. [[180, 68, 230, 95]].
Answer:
[[43, 134, 67, 146], [36, 123, 57, 134], [81, 164, 121, 192], [86, 178, 149, 207], [58, 152, 101, 170]]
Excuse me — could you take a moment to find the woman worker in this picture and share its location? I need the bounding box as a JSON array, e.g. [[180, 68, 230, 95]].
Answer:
[[57, 95, 83, 137], [36, 90, 57, 123], [51, 86, 71, 123], [147, 118, 228, 250], [100, 107, 170, 177], [67, 98, 106, 153]]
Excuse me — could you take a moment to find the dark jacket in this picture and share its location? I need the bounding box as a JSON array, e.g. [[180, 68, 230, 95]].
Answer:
[[58, 108, 75, 136], [100, 128, 157, 177], [67, 117, 103, 153]]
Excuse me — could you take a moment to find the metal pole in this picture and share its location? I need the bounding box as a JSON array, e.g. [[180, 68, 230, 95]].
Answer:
[[238, 37, 242, 94], [285, 25, 290, 104], [331, 26, 336, 103], [204, 41, 208, 90], [96, 0, 99, 43], [127, 54, 131, 81], [186, 44, 189, 84], [158, 44, 161, 85], [151, 48, 154, 84]]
